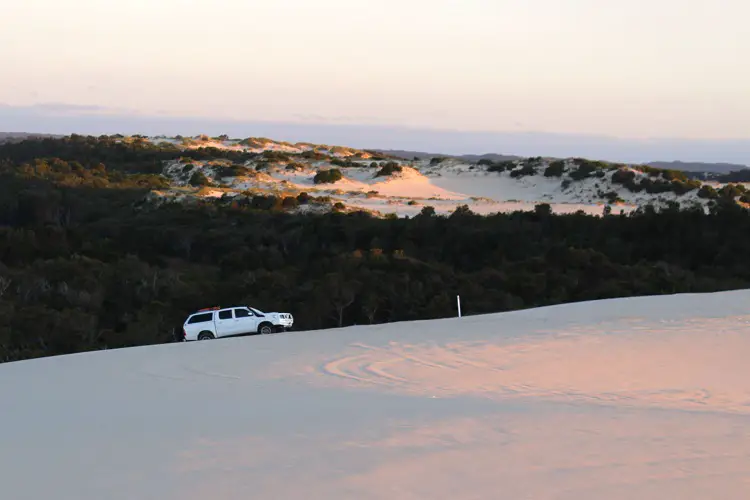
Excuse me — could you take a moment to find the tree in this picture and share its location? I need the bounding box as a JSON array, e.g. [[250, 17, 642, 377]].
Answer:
[[0, 276, 10, 298], [360, 292, 381, 324], [535, 203, 552, 217], [419, 206, 436, 217], [323, 274, 360, 327]]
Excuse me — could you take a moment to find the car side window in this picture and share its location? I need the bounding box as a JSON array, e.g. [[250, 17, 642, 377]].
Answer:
[[188, 313, 213, 324], [234, 308, 252, 318], [218, 309, 233, 320]]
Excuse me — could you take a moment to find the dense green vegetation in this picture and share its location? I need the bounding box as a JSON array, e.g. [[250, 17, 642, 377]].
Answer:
[[1, 135, 750, 364]]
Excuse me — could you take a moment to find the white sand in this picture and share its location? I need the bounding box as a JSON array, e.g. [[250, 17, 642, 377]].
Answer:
[[1, 290, 749, 499], [208, 164, 624, 217]]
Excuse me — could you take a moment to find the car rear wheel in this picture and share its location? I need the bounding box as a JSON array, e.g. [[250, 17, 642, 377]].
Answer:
[[197, 332, 215, 340]]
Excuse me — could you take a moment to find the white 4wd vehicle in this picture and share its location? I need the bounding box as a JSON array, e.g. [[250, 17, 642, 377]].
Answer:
[[182, 306, 294, 341]]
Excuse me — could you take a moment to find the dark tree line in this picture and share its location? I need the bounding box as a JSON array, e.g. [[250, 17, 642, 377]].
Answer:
[[1, 136, 750, 363]]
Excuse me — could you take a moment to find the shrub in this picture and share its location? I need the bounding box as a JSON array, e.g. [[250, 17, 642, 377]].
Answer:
[[430, 157, 447, 166], [671, 179, 700, 195], [569, 161, 599, 181], [612, 169, 636, 185], [524, 157, 544, 168], [300, 150, 327, 161], [251, 195, 280, 210], [217, 164, 251, 178], [296, 192, 311, 204], [313, 168, 343, 184], [487, 161, 516, 173], [510, 164, 536, 178], [636, 165, 662, 177], [375, 162, 403, 177], [719, 184, 743, 199], [640, 178, 672, 194], [285, 162, 306, 171], [662, 169, 688, 182], [544, 160, 565, 177], [662, 200, 681, 212], [282, 196, 299, 209], [189, 171, 211, 187], [331, 158, 357, 168], [611, 169, 643, 192], [698, 185, 718, 199], [602, 191, 624, 204], [261, 150, 291, 162]]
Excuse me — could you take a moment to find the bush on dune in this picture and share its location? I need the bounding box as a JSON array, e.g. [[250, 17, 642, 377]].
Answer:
[[375, 162, 403, 177], [313, 168, 343, 184]]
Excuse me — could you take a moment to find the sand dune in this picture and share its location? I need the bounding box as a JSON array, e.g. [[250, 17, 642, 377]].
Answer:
[[153, 136, 732, 217], [2, 290, 749, 499]]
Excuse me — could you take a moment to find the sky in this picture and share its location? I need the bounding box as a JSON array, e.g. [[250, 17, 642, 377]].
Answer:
[[1, 0, 748, 159]]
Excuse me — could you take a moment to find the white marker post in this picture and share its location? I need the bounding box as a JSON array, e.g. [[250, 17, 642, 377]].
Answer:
[[457, 295, 462, 318]]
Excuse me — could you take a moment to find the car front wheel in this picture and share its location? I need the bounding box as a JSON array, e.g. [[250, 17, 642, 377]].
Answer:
[[258, 323, 274, 335]]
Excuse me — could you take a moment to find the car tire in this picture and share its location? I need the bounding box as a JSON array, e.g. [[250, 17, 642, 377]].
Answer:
[[258, 322, 274, 335], [197, 332, 215, 341]]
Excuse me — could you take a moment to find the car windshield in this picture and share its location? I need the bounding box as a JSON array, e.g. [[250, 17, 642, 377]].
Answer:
[[249, 307, 265, 316]]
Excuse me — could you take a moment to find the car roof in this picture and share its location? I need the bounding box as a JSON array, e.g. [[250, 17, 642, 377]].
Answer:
[[189, 306, 249, 316]]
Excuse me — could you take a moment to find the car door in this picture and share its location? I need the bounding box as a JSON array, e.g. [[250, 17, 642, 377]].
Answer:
[[215, 309, 236, 337], [233, 307, 258, 334]]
